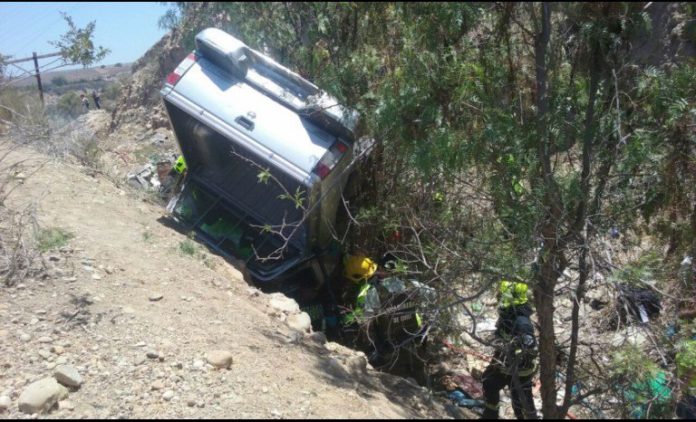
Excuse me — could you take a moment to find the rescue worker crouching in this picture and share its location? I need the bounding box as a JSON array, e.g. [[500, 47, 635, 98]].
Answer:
[[340, 255, 428, 380], [481, 280, 539, 420]]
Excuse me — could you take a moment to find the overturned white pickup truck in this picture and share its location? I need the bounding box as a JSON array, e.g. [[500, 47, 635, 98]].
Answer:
[[160, 28, 360, 289]]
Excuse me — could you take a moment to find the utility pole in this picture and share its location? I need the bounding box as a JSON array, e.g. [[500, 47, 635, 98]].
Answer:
[[5, 52, 63, 106], [32, 52, 44, 105]]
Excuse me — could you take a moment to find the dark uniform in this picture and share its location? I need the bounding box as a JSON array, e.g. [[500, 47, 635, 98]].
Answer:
[[482, 303, 539, 419]]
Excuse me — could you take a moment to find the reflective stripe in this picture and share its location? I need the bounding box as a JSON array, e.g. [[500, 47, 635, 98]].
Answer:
[[174, 155, 187, 173], [356, 282, 371, 306], [485, 402, 501, 410], [415, 312, 422, 328]]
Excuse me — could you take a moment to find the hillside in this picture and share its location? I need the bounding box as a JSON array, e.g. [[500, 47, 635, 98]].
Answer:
[[0, 135, 468, 419], [9, 63, 133, 90]]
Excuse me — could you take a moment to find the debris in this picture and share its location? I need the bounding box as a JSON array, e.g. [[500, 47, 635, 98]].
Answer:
[[126, 163, 160, 190]]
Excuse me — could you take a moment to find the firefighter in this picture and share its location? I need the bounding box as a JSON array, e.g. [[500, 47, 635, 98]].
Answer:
[[481, 280, 539, 419], [340, 255, 427, 379]]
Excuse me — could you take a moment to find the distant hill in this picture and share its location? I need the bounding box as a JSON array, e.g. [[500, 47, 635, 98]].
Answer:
[[9, 63, 133, 91]]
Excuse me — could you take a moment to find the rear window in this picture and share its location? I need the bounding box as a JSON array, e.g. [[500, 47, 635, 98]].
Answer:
[[173, 181, 302, 269]]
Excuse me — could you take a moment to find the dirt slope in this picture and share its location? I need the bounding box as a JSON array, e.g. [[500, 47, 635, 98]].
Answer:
[[0, 141, 468, 419]]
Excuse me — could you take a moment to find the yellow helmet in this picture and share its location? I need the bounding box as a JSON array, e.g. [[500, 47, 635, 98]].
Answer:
[[343, 255, 377, 283], [497, 280, 529, 308]]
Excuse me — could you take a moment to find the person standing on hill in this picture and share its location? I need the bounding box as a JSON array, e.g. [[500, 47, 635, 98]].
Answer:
[[92, 90, 101, 109], [80, 93, 90, 113]]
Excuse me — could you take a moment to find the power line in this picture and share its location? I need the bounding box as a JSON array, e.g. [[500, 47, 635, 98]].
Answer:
[[19, 3, 87, 54], [2, 8, 58, 51]]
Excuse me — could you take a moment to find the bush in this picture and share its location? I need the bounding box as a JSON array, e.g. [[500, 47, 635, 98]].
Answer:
[[35, 227, 73, 252], [55, 91, 82, 118], [0, 88, 51, 143], [51, 76, 68, 86], [179, 239, 197, 256]]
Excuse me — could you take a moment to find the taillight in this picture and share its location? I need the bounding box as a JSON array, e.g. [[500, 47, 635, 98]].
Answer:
[[312, 140, 349, 180], [165, 52, 197, 86], [166, 72, 181, 85]]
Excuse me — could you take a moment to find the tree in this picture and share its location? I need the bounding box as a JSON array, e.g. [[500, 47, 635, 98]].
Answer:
[[49, 12, 110, 68], [156, 3, 696, 417], [51, 76, 68, 86]]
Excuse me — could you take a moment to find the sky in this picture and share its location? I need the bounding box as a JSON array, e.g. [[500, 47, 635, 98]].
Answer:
[[0, 2, 170, 77]]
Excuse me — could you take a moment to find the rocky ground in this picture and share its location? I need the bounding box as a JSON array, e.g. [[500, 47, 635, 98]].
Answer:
[[0, 139, 476, 419]]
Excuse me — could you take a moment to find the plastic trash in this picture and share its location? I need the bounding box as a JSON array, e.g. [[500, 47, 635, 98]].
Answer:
[[448, 389, 484, 408], [610, 227, 620, 239]]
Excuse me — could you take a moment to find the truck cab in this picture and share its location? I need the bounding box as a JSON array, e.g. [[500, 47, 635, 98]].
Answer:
[[160, 28, 359, 292]]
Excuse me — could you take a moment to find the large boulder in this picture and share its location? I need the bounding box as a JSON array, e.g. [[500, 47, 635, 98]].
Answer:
[[18, 377, 68, 414]]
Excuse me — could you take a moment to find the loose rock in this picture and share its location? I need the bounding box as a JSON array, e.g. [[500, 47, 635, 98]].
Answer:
[[162, 390, 174, 401], [205, 350, 234, 369], [287, 312, 312, 333], [306, 331, 327, 345], [54, 365, 83, 388], [146, 350, 160, 359], [58, 400, 74, 411], [268, 293, 300, 315], [148, 293, 164, 302], [346, 355, 368, 376], [0, 395, 10, 412], [18, 377, 69, 414]]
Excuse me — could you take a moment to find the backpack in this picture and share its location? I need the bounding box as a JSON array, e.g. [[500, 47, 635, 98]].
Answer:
[[500, 315, 537, 375]]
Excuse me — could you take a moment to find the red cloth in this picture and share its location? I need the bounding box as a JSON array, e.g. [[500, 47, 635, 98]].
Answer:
[[452, 373, 484, 399]]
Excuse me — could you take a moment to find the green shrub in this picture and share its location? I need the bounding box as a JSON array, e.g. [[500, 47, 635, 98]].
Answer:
[[35, 227, 73, 252], [179, 239, 197, 256], [51, 76, 68, 86], [55, 91, 82, 118]]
